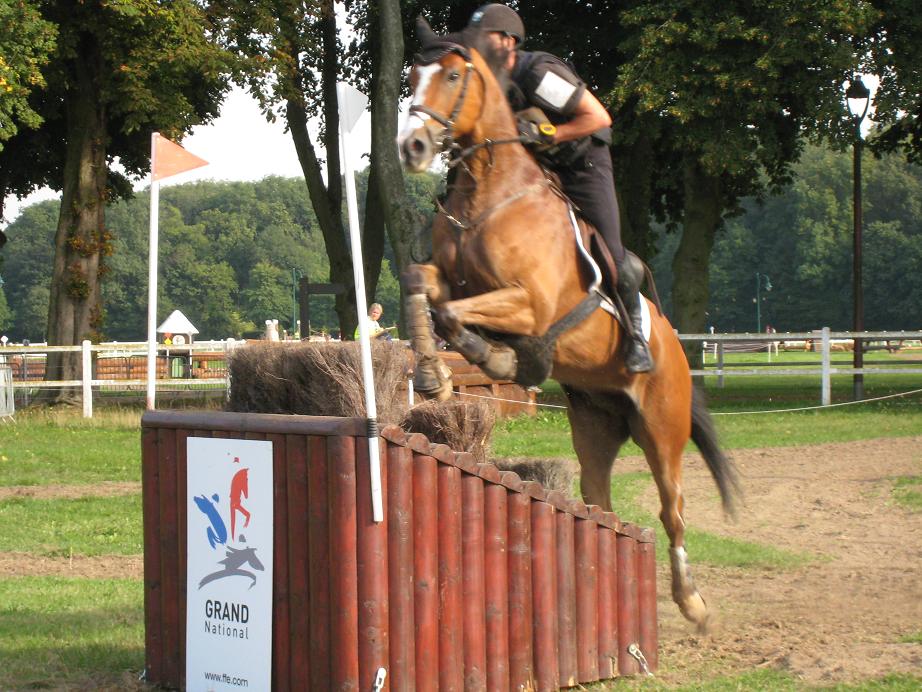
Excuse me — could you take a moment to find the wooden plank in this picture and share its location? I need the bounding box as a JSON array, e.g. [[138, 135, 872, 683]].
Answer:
[[387, 444, 416, 692], [141, 427, 163, 684], [616, 534, 640, 676], [142, 410, 366, 437], [286, 434, 311, 690], [175, 428, 192, 689], [575, 518, 599, 683], [597, 527, 618, 679], [329, 436, 360, 690], [507, 492, 533, 691], [308, 436, 332, 691], [637, 541, 658, 673], [461, 473, 487, 689], [356, 439, 389, 692], [438, 464, 464, 691], [413, 454, 439, 691], [555, 511, 577, 687], [531, 501, 558, 692], [266, 432, 290, 692], [484, 483, 510, 692], [156, 427, 181, 687]]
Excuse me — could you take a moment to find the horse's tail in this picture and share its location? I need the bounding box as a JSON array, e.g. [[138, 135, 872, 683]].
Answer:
[[690, 387, 741, 517]]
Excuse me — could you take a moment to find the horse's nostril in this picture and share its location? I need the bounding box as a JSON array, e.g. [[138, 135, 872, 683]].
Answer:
[[411, 137, 426, 155]]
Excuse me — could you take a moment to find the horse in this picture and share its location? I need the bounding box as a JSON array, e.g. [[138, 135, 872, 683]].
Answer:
[[396, 25, 740, 630]]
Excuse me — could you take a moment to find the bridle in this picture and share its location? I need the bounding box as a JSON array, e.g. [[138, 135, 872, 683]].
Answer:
[[408, 45, 521, 163]]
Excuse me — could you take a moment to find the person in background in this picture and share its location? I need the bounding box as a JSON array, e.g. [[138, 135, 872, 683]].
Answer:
[[354, 303, 394, 340]]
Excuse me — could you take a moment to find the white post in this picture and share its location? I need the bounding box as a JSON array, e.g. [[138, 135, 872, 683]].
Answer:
[[717, 342, 725, 388], [146, 132, 160, 410], [82, 339, 92, 418], [821, 326, 831, 406], [337, 81, 383, 523]]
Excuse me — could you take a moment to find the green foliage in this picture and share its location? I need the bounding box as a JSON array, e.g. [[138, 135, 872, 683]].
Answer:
[[0, 495, 142, 556], [0, 577, 143, 690], [0, 0, 56, 149], [647, 145, 922, 331], [1, 173, 441, 340], [0, 283, 11, 331]]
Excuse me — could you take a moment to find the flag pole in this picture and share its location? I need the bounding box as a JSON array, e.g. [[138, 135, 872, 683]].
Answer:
[[337, 82, 382, 523], [146, 132, 160, 410]]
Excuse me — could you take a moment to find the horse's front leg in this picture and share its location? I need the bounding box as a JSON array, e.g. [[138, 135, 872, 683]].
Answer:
[[403, 263, 454, 400], [432, 287, 535, 382]]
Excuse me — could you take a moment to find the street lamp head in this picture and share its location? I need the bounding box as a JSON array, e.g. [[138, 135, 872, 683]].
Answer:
[[846, 76, 871, 122]]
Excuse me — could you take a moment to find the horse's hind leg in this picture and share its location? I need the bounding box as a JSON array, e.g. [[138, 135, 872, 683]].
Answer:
[[630, 405, 710, 630], [563, 387, 630, 511]]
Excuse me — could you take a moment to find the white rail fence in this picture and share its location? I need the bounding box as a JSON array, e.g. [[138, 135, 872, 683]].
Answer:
[[1, 330, 921, 417], [681, 328, 922, 406]]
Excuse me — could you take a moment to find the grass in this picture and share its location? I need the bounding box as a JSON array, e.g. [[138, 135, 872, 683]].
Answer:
[[0, 577, 144, 690], [891, 476, 922, 511], [609, 471, 810, 570], [595, 669, 922, 690], [0, 494, 143, 556], [0, 409, 141, 486], [492, 375, 922, 459], [898, 631, 922, 644]]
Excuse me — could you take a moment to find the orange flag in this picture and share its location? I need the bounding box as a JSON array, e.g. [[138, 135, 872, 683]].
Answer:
[[151, 132, 208, 181]]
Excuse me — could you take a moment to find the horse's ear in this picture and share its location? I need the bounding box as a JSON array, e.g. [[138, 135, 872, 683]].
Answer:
[[415, 15, 439, 47]]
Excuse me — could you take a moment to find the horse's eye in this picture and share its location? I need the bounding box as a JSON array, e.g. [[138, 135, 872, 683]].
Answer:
[[447, 71, 460, 83]]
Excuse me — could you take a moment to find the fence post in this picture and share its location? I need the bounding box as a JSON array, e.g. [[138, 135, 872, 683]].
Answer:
[[717, 342, 725, 389], [821, 327, 831, 406], [82, 339, 93, 418]]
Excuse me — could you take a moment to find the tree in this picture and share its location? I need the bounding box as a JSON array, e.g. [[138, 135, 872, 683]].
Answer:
[[0, 0, 228, 402], [241, 261, 292, 329], [865, 0, 922, 163], [0, 0, 55, 241], [609, 0, 872, 355]]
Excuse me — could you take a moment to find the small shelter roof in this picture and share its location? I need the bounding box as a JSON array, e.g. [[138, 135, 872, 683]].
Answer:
[[157, 310, 199, 335]]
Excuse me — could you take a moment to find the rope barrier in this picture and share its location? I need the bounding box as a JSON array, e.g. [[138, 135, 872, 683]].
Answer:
[[453, 385, 922, 416]]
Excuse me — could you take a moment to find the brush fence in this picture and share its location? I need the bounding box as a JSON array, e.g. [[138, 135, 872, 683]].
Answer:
[[141, 410, 657, 691]]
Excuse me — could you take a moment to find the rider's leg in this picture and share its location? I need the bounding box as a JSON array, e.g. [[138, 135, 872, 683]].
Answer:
[[557, 143, 653, 373]]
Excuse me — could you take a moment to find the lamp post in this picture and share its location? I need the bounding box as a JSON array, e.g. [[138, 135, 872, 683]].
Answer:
[[846, 76, 870, 400], [291, 268, 303, 340], [755, 272, 772, 333]]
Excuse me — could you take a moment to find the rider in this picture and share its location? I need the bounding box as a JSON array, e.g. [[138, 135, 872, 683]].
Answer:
[[467, 3, 653, 373]]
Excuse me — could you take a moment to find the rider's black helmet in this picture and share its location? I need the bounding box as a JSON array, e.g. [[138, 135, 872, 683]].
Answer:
[[468, 4, 525, 44]]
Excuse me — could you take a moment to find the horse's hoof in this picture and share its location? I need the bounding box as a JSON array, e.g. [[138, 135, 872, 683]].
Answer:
[[678, 590, 709, 631]]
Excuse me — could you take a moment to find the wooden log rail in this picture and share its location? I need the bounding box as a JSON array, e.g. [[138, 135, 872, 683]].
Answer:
[[141, 411, 657, 690]]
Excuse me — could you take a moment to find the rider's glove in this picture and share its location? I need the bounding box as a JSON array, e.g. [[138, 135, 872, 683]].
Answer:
[[517, 118, 557, 152]]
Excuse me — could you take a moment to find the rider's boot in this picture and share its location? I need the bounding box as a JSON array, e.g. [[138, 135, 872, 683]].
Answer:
[[616, 251, 654, 373]]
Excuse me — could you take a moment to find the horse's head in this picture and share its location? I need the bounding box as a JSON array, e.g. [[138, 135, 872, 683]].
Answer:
[[399, 19, 504, 173]]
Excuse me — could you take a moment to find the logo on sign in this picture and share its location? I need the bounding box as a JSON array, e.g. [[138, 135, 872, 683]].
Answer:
[[192, 457, 265, 590]]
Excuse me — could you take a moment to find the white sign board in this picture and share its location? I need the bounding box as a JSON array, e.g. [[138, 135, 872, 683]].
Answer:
[[186, 437, 274, 691]]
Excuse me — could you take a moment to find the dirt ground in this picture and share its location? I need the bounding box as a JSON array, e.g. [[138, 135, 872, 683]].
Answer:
[[2, 437, 920, 687], [617, 435, 922, 686]]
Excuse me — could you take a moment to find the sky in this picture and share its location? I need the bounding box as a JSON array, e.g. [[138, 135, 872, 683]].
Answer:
[[0, 84, 375, 228]]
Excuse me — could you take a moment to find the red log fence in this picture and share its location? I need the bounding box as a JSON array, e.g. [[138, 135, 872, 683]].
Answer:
[[142, 410, 657, 690]]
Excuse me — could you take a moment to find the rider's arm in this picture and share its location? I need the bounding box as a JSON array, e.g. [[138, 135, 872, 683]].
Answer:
[[551, 90, 611, 144]]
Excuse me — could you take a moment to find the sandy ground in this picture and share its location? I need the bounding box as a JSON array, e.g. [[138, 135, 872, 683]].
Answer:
[[2, 437, 920, 687], [618, 435, 922, 685]]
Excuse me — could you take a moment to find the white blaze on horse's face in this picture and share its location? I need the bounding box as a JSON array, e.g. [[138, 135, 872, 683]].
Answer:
[[398, 63, 444, 173]]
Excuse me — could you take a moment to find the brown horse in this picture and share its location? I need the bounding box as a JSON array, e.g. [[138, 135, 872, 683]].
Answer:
[[397, 29, 739, 629]]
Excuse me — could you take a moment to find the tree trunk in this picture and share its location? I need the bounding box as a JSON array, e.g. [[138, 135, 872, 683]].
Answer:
[[613, 119, 655, 260], [284, 0, 357, 339], [672, 157, 722, 369], [43, 37, 107, 404], [368, 0, 427, 333]]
